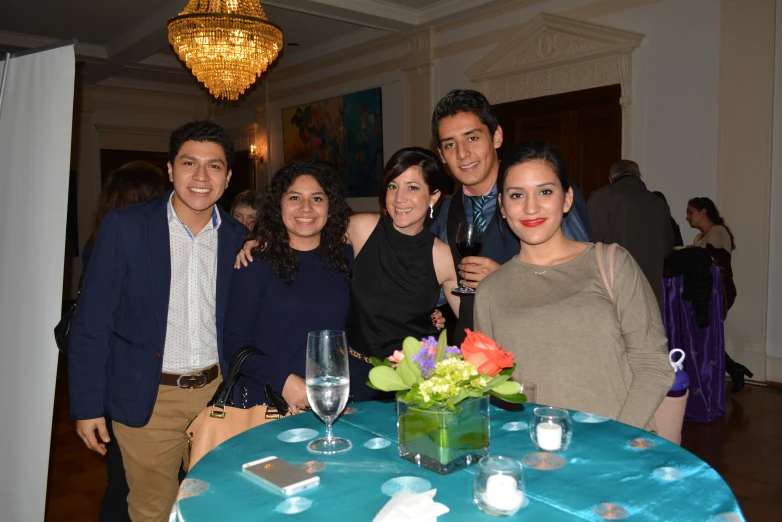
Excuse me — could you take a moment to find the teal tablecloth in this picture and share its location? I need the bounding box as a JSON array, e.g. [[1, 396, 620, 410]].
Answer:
[[173, 402, 743, 521]]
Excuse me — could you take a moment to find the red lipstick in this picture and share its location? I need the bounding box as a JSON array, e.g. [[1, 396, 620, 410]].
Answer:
[[521, 218, 546, 228]]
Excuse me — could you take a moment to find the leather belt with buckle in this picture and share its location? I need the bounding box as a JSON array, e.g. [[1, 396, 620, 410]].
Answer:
[[160, 364, 219, 389]]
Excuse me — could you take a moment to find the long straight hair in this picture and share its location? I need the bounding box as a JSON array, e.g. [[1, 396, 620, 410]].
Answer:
[[688, 197, 736, 250]]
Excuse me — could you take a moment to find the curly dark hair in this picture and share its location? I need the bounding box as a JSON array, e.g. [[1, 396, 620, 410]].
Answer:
[[168, 120, 235, 169], [250, 161, 352, 283]]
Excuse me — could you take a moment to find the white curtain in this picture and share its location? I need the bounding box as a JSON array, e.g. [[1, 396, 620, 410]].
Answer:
[[0, 45, 75, 522]]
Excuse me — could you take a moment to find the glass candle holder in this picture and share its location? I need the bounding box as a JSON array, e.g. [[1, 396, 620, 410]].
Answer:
[[519, 383, 537, 403], [472, 456, 526, 517], [529, 407, 572, 452]]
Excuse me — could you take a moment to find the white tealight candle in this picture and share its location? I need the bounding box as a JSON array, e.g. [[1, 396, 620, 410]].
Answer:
[[536, 420, 563, 451], [483, 474, 524, 512]]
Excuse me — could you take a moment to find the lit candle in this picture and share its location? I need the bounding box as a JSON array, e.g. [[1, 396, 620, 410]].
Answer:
[[536, 420, 563, 451], [483, 474, 524, 512]]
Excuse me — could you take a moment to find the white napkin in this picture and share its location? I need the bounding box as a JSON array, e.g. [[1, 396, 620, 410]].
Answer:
[[373, 489, 450, 522]]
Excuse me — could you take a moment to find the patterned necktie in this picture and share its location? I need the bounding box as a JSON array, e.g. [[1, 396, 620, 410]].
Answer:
[[469, 193, 495, 236]]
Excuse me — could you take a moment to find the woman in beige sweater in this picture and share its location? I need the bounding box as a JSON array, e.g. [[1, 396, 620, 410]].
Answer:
[[686, 197, 736, 252], [474, 142, 673, 430]]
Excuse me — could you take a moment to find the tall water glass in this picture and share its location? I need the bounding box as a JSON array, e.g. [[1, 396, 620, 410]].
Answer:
[[306, 330, 352, 454]]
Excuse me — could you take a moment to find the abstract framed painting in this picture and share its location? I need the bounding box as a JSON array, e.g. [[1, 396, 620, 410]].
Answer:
[[282, 87, 384, 197]]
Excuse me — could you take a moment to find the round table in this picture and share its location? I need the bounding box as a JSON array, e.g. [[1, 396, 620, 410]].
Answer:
[[173, 401, 744, 521]]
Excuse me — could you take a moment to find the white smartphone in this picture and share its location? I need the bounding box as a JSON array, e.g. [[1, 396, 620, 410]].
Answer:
[[242, 456, 320, 496]]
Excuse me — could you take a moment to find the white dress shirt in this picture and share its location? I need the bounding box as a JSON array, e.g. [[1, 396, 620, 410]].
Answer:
[[162, 194, 220, 374]]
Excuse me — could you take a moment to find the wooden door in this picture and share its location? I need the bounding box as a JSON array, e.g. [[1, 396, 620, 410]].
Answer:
[[493, 85, 622, 199]]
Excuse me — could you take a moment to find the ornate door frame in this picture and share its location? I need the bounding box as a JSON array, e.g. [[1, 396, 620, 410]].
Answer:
[[466, 13, 645, 158]]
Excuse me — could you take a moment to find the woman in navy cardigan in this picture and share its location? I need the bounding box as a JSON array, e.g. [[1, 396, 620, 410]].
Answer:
[[223, 161, 353, 411]]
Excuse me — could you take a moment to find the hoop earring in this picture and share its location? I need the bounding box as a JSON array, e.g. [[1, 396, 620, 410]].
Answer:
[[429, 204, 434, 219]]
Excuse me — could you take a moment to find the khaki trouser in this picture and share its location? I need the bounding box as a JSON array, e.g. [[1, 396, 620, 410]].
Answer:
[[113, 376, 221, 522]]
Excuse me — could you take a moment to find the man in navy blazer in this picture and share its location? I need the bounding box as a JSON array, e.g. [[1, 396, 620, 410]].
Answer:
[[69, 121, 246, 521]]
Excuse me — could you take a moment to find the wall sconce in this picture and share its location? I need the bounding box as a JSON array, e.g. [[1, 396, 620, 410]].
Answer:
[[249, 144, 264, 164]]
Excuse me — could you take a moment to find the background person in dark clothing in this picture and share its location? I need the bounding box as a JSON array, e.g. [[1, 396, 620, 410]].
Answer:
[[587, 160, 674, 309], [653, 191, 684, 248]]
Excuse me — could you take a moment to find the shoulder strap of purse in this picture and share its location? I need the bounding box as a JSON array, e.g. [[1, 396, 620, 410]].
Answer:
[[208, 346, 266, 411], [595, 242, 618, 304]]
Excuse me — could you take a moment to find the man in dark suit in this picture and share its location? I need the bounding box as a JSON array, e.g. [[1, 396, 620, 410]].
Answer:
[[588, 160, 674, 308], [69, 121, 246, 521], [430, 89, 590, 345]]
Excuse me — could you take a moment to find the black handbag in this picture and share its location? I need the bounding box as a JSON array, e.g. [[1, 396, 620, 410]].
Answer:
[[53, 290, 78, 354], [186, 346, 291, 469], [209, 346, 290, 418]]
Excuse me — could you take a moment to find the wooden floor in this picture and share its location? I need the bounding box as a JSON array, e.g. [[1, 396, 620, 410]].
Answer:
[[45, 355, 781, 521]]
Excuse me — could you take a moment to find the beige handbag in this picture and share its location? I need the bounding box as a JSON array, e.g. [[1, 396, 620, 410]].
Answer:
[[595, 243, 686, 443], [186, 347, 290, 470]]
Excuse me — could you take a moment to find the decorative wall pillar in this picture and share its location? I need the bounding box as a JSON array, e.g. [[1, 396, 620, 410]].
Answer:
[[403, 29, 435, 149], [253, 105, 269, 195], [717, 0, 776, 380]]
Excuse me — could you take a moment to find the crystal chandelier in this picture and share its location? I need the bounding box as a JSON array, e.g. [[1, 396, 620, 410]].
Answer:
[[168, 1, 283, 100]]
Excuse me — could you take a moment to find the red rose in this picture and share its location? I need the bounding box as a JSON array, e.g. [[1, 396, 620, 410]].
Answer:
[[460, 329, 514, 377]]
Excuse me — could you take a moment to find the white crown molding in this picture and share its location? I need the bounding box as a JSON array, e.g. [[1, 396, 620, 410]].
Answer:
[[0, 30, 106, 59], [417, 0, 498, 24], [276, 28, 389, 70], [307, 0, 500, 25], [306, 0, 418, 24], [137, 53, 185, 70], [94, 124, 172, 138], [467, 13, 644, 158], [96, 76, 205, 97]]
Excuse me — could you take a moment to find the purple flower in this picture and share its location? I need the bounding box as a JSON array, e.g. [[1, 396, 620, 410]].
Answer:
[[412, 345, 436, 378], [445, 346, 461, 358], [421, 336, 437, 356]]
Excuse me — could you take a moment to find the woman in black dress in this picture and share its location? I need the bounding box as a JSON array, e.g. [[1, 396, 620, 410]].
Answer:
[[344, 148, 460, 400], [237, 148, 460, 401]]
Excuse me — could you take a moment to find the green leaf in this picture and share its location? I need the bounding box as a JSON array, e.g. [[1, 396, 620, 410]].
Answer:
[[479, 374, 510, 392], [402, 337, 423, 360], [400, 337, 423, 381], [365, 380, 380, 390], [497, 364, 516, 377], [435, 329, 448, 363], [445, 389, 468, 407], [490, 380, 521, 396], [397, 357, 420, 387], [488, 390, 527, 404], [368, 366, 409, 391], [370, 356, 392, 368]]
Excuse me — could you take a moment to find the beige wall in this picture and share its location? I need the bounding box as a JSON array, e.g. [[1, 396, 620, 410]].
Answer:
[[768, 0, 782, 381], [717, 0, 776, 381], [68, 85, 209, 298]]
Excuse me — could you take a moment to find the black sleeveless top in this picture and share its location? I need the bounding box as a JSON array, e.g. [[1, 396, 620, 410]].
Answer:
[[348, 217, 440, 359]]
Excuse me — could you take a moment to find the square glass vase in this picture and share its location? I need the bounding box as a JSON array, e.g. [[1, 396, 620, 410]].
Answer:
[[397, 396, 490, 475]]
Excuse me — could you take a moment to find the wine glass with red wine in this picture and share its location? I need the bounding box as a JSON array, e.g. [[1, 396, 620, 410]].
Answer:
[[452, 223, 482, 295]]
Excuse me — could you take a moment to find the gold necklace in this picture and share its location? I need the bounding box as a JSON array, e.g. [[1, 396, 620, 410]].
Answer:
[[519, 258, 549, 275]]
